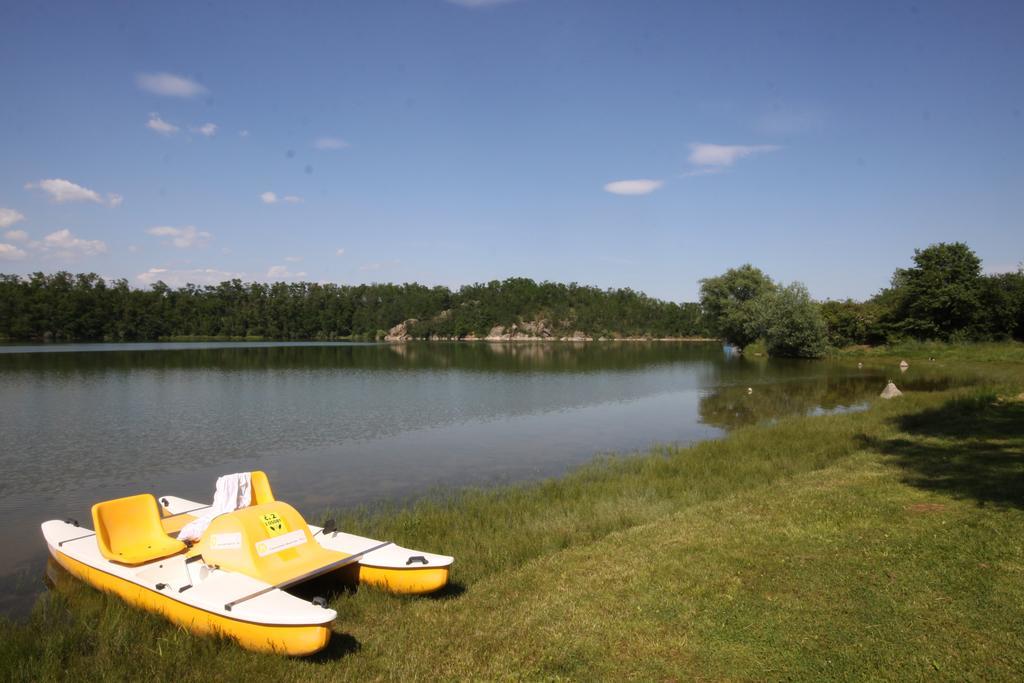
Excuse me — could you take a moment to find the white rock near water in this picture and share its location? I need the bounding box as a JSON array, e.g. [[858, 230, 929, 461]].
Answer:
[[880, 381, 903, 399]]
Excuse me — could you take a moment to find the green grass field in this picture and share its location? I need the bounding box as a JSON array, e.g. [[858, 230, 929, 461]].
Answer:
[[2, 358, 1023, 680], [836, 339, 1024, 364]]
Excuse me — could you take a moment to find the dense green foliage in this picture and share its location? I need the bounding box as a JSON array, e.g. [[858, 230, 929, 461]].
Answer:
[[824, 243, 1024, 346], [749, 283, 829, 358], [697, 265, 777, 349], [2, 241, 1021, 348], [0, 273, 706, 342], [699, 266, 828, 357]]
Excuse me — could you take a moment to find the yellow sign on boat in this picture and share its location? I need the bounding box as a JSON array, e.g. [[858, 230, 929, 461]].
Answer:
[[260, 512, 288, 536]]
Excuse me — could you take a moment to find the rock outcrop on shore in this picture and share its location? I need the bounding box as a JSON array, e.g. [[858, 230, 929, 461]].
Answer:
[[382, 315, 706, 342], [384, 319, 417, 342], [484, 320, 554, 341]]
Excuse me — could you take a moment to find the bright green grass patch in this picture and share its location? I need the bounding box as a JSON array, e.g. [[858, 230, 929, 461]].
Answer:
[[2, 382, 1023, 680], [836, 340, 1024, 364]]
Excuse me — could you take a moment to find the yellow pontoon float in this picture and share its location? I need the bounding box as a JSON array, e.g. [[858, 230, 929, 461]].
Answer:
[[41, 471, 453, 656]]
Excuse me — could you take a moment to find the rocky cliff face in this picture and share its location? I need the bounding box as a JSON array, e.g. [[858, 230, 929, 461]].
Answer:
[[384, 319, 417, 341], [484, 320, 554, 341], [383, 315, 696, 342]]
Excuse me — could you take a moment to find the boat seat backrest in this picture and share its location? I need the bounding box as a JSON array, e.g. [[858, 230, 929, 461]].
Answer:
[[251, 470, 275, 505], [92, 493, 187, 565]]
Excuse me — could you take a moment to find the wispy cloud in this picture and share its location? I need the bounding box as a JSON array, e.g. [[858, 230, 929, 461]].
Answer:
[[146, 113, 179, 135], [0, 208, 25, 229], [4, 229, 29, 242], [603, 179, 664, 196], [688, 143, 780, 168], [107, 193, 124, 208], [314, 137, 350, 150], [284, 256, 303, 263], [267, 265, 308, 279], [335, 248, 345, 256], [146, 225, 212, 249], [239, 130, 250, 138], [136, 267, 243, 288], [41, 229, 107, 257], [261, 192, 303, 204], [136, 72, 207, 98], [26, 178, 103, 204], [192, 122, 218, 137], [0, 243, 27, 260]]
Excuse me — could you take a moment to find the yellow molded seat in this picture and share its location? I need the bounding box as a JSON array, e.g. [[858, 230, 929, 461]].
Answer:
[[200, 501, 345, 587], [251, 470, 275, 505], [92, 493, 187, 565]]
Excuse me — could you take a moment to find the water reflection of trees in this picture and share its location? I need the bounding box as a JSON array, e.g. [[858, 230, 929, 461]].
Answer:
[[0, 341, 723, 376], [698, 367, 965, 430]]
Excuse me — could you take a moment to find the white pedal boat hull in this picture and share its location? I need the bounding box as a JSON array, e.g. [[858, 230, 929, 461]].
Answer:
[[159, 496, 455, 595]]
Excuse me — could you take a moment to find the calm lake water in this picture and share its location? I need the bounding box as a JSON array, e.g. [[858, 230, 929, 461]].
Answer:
[[0, 341, 963, 616]]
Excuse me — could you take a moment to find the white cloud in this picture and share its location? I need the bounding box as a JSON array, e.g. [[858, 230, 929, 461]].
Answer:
[[4, 229, 29, 242], [267, 265, 308, 279], [603, 179, 664, 196], [314, 137, 350, 150], [284, 256, 302, 262], [0, 243, 27, 260], [107, 193, 124, 207], [42, 229, 107, 257], [192, 122, 217, 137], [136, 72, 207, 98], [0, 208, 25, 228], [261, 192, 302, 204], [26, 178, 103, 203], [239, 130, 250, 138], [146, 113, 179, 135], [335, 248, 345, 256], [136, 267, 243, 288], [146, 225, 212, 248], [688, 143, 781, 167]]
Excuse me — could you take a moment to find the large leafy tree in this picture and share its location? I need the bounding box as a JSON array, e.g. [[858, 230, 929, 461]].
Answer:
[[890, 242, 983, 340], [750, 284, 829, 358], [698, 265, 777, 349]]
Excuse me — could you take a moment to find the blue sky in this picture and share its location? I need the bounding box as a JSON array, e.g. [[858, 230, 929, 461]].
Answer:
[[0, 0, 1021, 301]]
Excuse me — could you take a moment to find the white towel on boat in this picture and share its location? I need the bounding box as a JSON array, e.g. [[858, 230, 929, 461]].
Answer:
[[177, 472, 253, 542]]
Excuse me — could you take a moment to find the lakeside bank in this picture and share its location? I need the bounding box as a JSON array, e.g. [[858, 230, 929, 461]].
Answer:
[[2, 347, 1022, 680]]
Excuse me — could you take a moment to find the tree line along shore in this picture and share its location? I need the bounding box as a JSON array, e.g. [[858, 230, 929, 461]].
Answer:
[[1, 241, 1021, 357]]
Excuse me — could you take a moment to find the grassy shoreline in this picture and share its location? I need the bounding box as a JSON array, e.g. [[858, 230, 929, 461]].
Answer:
[[2, 354, 1023, 680], [835, 340, 1024, 363]]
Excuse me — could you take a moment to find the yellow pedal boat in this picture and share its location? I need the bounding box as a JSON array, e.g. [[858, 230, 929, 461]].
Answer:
[[41, 471, 453, 656]]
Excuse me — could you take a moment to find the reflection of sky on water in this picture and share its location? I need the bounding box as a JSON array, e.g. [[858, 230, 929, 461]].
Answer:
[[0, 341, 973, 616]]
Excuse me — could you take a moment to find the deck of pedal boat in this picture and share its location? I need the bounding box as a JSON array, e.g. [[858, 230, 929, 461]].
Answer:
[[41, 519, 336, 656], [158, 495, 454, 595]]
